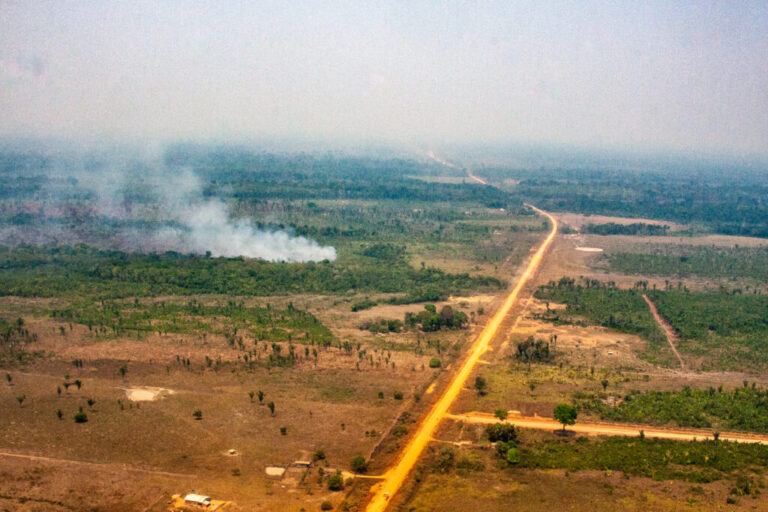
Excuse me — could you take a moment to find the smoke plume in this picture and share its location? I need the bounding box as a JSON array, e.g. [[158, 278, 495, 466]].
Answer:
[[1, 147, 337, 263]]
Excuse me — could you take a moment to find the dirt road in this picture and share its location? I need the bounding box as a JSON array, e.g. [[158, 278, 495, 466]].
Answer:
[[643, 294, 685, 369], [0, 450, 196, 477], [445, 412, 768, 445], [467, 171, 487, 185], [364, 205, 558, 512]]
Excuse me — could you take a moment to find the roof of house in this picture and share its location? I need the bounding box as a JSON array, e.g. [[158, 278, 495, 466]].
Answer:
[[184, 494, 211, 504]]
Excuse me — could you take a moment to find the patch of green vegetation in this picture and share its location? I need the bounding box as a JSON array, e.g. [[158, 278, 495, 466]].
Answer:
[[52, 298, 333, 345], [605, 245, 768, 282], [514, 336, 554, 364], [583, 222, 670, 236], [350, 298, 377, 312], [533, 277, 664, 342], [648, 289, 768, 369], [519, 436, 768, 483], [359, 318, 404, 334], [360, 304, 469, 334], [405, 304, 468, 332], [0, 316, 40, 365], [576, 385, 768, 432], [535, 277, 768, 369]]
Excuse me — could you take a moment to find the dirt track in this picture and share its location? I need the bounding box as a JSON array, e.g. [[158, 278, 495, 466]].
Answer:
[[467, 171, 488, 185], [445, 412, 768, 445], [643, 294, 685, 369], [364, 205, 558, 512], [0, 450, 196, 477]]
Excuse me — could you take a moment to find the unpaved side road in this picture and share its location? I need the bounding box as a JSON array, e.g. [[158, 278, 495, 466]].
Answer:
[[446, 412, 768, 445], [643, 294, 685, 369]]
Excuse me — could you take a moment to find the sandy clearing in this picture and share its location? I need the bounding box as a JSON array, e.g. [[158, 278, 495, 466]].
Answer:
[[575, 247, 604, 252], [124, 386, 175, 402]]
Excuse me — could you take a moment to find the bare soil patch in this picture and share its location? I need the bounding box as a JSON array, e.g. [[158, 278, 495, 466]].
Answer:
[[124, 386, 175, 402]]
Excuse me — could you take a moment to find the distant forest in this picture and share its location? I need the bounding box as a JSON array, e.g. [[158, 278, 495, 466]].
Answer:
[[484, 166, 768, 238]]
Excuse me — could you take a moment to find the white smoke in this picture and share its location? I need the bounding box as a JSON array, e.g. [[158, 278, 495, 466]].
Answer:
[[158, 199, 337, 262], [148, 169, 336, 262], [9, 148, 338, 263]]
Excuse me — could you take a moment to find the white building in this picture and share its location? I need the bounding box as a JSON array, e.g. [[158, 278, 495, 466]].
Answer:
[[184, 494, 212, 507]]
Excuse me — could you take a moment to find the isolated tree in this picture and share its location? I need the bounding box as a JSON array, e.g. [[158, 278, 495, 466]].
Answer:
[[474, 376, 487, 395], [601, 379, 609, 391], [16, 395, 25, 407], [87, 398, 95, 409], [56, 409, 63, 420], [248, 391, 255, 402], [74, 411, 88, 423], [119, 365, 127, 380], [257, 390, 264, 403], [267, 401, 275, 416], [63, 382, 71, 392], [350, 455, 367, 473], [193, 409, 203, 420], [57, 386, 62, 396], [5, 373, 11, 385], [74, 379, 82, 390], [554, 404, 578, 432], [280, 426, 287, 435], [327, 472, 344, 491], [494, 409, 508, 422]]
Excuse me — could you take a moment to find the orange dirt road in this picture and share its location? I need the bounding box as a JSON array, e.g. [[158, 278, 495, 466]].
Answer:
[[446, 412, 768, 445], [364, 205, 557, 512]]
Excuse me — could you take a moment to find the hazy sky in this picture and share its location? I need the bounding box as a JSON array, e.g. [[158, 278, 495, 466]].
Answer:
[[1, 1, 767, 156]]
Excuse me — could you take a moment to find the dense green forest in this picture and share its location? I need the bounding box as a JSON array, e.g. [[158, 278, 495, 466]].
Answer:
[[0, 244, 503, 299], [576, 385, 768, 432], [482, 166, 768, 237], [605, 245, 768, 282]]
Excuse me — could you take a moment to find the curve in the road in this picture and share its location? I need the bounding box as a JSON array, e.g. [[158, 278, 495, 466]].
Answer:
[[365, 205, 557, 512]]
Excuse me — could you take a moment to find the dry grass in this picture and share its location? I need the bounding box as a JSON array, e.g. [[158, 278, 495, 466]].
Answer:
[[0, 290, 477, 510]]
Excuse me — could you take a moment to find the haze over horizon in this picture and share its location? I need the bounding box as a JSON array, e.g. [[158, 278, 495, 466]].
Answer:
[[1, 1, 767, 158]]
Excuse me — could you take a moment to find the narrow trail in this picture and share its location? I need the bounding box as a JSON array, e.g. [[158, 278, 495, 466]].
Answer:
[[0, 451, 196, 478], [364, 205, 557, 512], [446, 412, 768, 445], [643, 294, 686, 369]]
